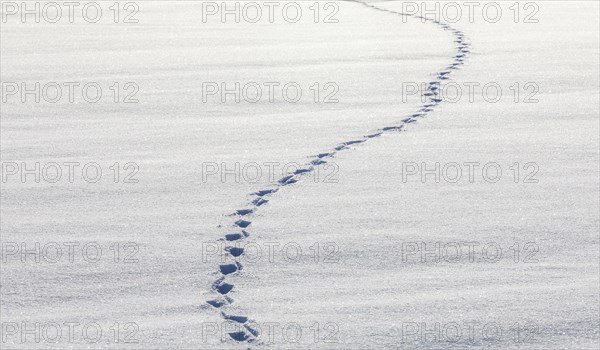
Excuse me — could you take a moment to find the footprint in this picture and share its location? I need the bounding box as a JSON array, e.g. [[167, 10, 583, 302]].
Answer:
[[311, 159, 326, 166], [235, 220, 251, 228], [220, 264, 239, 275], [207, 299, 228, 308], [294, 168, 312, 175], [233, 209, 253, 216], [229, 331, 250, 342], [255, 189, 277, 197], [223, 314, 248, 324], [225, 233, 246, 241], [344, 140, 366, 146], [382, 126, 403, 131], [284, 177, 298, 185], [366, 132, 383, 138], [216, 283, 234, 295], [227, 246, 244, 257], [317, 152, 334, 159], [252, 197, 268, 207], [278, 175, 293, 184], [279, 175, 298, 185]]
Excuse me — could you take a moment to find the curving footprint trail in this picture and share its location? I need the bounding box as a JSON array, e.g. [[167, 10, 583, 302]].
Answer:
[[204, 0, 471, 343]]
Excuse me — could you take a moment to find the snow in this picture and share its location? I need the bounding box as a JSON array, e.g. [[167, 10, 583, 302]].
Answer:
[[1, 1, 598, 349]]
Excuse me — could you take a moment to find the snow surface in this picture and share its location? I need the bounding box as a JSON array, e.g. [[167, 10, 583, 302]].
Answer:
[[1, 0, 598, 349]]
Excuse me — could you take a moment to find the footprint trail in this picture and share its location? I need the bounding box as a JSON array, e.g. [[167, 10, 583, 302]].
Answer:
[[204, 0, 471, 343]]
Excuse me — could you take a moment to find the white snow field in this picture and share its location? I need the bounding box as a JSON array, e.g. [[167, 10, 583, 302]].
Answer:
[[1, 0, 598, 349]]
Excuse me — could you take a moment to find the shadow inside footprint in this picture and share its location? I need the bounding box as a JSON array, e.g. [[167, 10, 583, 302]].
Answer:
[[227, 247, 244, 257], [294, 168, 312, 175], [216, 283, 234, 295], [225, 233, 244, 241], [344, 140, 366, 146], [207, 299, 227, 308], [233, 209, 253, 216], [224, 314, 248, 324], [279, 175, 298, 185], [255, 189, 277, 197], [252, 198, 268, 206], [235, 220, 251, 228], [317, 152, 334, 159], [220, 264, 238, 275], [229, 331, 250, 341]]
